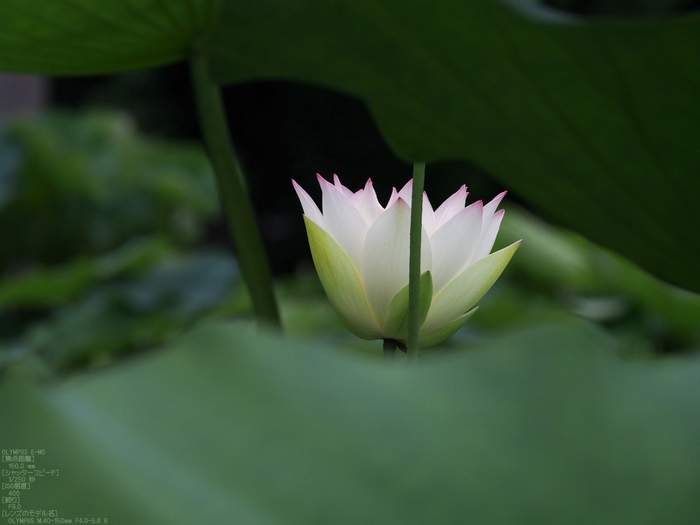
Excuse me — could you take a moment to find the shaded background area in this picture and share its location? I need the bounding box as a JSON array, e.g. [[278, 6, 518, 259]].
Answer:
[[52, 64, 507, 275], [0, 73, 48, 124]]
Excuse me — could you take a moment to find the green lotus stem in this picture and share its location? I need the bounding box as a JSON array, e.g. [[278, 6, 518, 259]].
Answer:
[[189, 51, 281, 328], [407, 162, 426, 358]]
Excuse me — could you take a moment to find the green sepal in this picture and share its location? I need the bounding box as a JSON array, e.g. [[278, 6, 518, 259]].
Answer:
[[418, 307, 478, 348], [382, 271, 433, 340], [304, 217, 380, 340]]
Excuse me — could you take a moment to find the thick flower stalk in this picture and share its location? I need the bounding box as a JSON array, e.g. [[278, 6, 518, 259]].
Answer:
[[293, 175, 521, 348]]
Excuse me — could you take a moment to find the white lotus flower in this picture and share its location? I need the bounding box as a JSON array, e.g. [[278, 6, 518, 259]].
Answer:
[[293, 175, 521, 348]]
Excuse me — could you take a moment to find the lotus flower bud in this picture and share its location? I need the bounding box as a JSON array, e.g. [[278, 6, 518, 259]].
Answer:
[[293, 175, 520, 347]]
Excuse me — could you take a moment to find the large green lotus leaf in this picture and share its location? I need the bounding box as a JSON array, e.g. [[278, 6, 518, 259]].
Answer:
[[2, 320, 700, 523], [207, 1, 700, 293], [0, 0, 217, 74]]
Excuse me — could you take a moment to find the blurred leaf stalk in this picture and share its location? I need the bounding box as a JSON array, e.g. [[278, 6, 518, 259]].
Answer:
[[189, 49, 281, 328]]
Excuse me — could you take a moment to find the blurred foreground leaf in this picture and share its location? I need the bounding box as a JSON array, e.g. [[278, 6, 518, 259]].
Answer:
[[2, 321, 700, 524]]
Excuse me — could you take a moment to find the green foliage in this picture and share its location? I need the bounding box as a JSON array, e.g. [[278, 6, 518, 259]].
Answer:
[[0, 110, 218, 266], [207, 1, 700, 293], [480, 207, 700, 355], [0, 111, 235, 371], [3, 320, 700, 524], [0, 1, 698, 292], [21, 251, 239, 371], [0, 0, 217, 74], [0, 238, 176, 310]]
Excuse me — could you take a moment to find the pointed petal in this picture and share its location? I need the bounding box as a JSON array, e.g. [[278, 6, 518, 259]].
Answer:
[[472, 209, 505, 264], [483, 190, 507, 217], [393, 179, 437, 234], [397, 179, 413, 202], [304, 216, 381, 339], [292, 179, 324, 226], [422, 240, 521, 333], [382, 271, 433, 340], [471, 191, 507, 263], [434, 185, 467, 228], [354, 178, 384, 225], [362, 199, 432, 324], [386, 187, 399, 208], [333, 174, 354, 198], [418, 307, 478, 348], [350, 189, 365, 213], [318, 175, 368, 271], [429, 201, 483, 292]]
